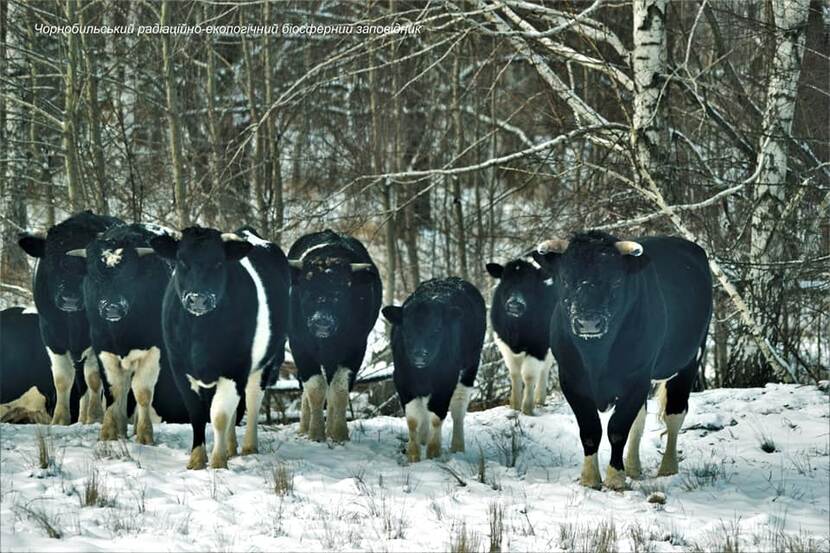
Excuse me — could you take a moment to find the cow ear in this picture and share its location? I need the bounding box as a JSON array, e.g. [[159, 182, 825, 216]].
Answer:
[[224, 240, 253, 262], [149, 234, 179, 260], [18, 233, 46, 258], [351, 268, 377, 286], [485, 263, 503, 279], [531, 251, 559, 274], [625, 253, 651, 274], [381, 306, 403, 325]]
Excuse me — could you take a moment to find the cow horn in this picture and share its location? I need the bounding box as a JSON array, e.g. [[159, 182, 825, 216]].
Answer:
[[615, 241, 643, 256], [66, 249, 86, 258], [135, 247, 155, 257], [537, 239, 569, 254], [287, 259, 303, 269], [350, 263, 372, 271], [220, 232, 244, 242]]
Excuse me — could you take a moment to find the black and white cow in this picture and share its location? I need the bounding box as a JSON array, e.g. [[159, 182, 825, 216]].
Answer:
[[18, 211, 123, 424], [533, 231, 712, 490], [486, 259, 556, 415], [0, 307, 57, 420], [67, 223, 188, 443], [287, 229, 382, 443], [150, 226, 290, 469], [382, 277, 486, 462]]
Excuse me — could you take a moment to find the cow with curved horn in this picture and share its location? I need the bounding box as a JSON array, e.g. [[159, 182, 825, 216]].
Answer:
[[150, 226, 290, 469], [533, 231, 712, 490], [17, 210, 123, 425], [67, 223, 189, 443], [287, 229, 382, 443]]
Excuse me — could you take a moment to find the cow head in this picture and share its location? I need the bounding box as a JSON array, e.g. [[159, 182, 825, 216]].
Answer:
[[486, 259, 549, 319], [382, 301, 462, 369], [532, 231, 648, 340], [19, 230, 87, 313], [288, 254, 374, 339], [66, 232, 156, 323], [150, 227, 252, 317]]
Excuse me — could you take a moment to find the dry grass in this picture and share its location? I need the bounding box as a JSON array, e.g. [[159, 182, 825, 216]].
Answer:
[[558, 519, 617, 553], [488, 501, 504, 553], [449, 521, 482, 553], [14, 501, 63, 539], [271, 462, 295, 497], [80, 466, 112, 508]]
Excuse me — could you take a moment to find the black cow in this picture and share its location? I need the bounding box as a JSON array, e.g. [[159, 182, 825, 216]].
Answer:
[[67, 223, 188, 444], [287, 229, 382, 443], [18, 211, 123, 425], [382, 277, 486, 462], [0, 307, 57, 421], [486, 259, 556, 415], [533, 231, 712, 490], [150, 226, 290, 469]]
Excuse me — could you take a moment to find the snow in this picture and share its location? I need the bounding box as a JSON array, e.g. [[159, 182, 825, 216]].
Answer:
[[1, 383, 827, 552]]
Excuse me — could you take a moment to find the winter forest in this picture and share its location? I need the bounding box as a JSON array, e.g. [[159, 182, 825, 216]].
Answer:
[[0, 1, 828, 551]]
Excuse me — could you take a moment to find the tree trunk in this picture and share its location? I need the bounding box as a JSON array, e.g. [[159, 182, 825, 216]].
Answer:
[[161, 0, 188, 228], [63, 0, 82, 212], [241, 8, 266, 235], [80, 10, 108, 215], [451, 53, 469, 280], [203, 2, 221, 228]]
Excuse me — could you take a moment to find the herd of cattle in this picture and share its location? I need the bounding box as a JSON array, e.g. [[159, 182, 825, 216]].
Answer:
[[0, 210, 713, 490]]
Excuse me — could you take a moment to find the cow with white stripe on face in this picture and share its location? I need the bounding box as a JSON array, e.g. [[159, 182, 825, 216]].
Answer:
[[150, 226, 290, 470], [286, 229, 382, 443]]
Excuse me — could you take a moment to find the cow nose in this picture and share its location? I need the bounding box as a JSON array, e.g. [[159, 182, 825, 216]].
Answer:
[[504, 294, 527, 317], [572, 312, 608, 337], [309, 312, 337, 338], [98, 297, 129, 322], [182, 292, 216, 316], [55, 289, 82, 312], [411, 348, 430, 368]]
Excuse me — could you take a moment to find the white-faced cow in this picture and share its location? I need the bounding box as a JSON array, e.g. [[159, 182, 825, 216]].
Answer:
[[0, 307, 55, 422], [382, 277, 486, 462], [150, 226, 290, 469], [287, 230, 382, 443], [486, 259, 556, 415], [533, 231, 712, 490], [67, 223, 188, 443], [18, 211, 123, 425]]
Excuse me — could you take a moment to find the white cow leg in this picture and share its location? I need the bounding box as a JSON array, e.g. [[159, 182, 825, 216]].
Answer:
[[209, 377, 240, 469], [658, 411, 686, 476], [47, 349, 75, 425], [326, 367, 351, 442], [495, 335, 523, 411], [580, 453, 602, 489], [99, 352, 130, 440], [450, 384, 472, 453], [534, 352, 553, 406], [82, 348, 104, 423], [521, 357, 545, 416], [625, 405, 646, 479], [426, 412, 443, 459], [298, 388, 310, 435], [304, 374, 327, 442], [129, 348, 161, 445], [242, 370, 263, 455], [405, 397, 429, 463]]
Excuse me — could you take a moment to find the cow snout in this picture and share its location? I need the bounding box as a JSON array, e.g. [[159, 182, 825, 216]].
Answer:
[[182, 291, 217, 316], [571, 311, 608, 338], [309, 311, 337, 338], [410, 348, 430, 368], [55, 285, 82, 312], [98, 296, 129, 322], [504, 294, 527, 317]]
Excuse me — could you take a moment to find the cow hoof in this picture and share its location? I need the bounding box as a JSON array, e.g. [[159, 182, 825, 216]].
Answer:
[[450, 442, 465, 454], [656, 465, 678, 477], [426, 444, 441, 459], [135, 431, 153, 446], [210, 456, 228, 470], [626, 465, 642, 480], [51, 410, 71, 426], [187, 446, 207, 470], [241, 445, 257, 456], [327, 427, 350, 443], [604, 466, 627, 491], [521, 406, 535, 416], [407, 442, 421, 463]]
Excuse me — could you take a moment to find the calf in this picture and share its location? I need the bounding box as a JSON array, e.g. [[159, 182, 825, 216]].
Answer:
[[67, 224, 188, 444], [0, 307, 57, 421], [287, 229, 382, 443], [18, 211, 123, 424], [486, 259, 555, 415], [533, 231, 712, 490], [150, 226, 290, 469], [382, 277, 486, 462]]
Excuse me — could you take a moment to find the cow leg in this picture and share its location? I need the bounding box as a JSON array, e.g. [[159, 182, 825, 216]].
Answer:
[[606, 387, 649, 491], [298, 389, 310, 435], [520, 356, 547, 416], [325, 367, 351, 443], [534, 352, 553, 407], [130, 347, 161, 445], [186, 402, 208, 471], [495, 335, 523, 411], [304, 374, 327, 442], [657, 364, 697, 476], [209, 377, 240, 469], [81, 348, 104, 424], [242, 370, 263, 455], [426, 412, 443, 459], [99, 352, 131, 440], [561, 374, 603, 489], [46, 349, 75, 425], [449, 383, 472, 453], [625, 403, 647, 479], [404, 396, 429, 463]]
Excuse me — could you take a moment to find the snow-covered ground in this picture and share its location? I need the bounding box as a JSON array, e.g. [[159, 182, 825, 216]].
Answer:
[[1, 383, 827, 552]]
